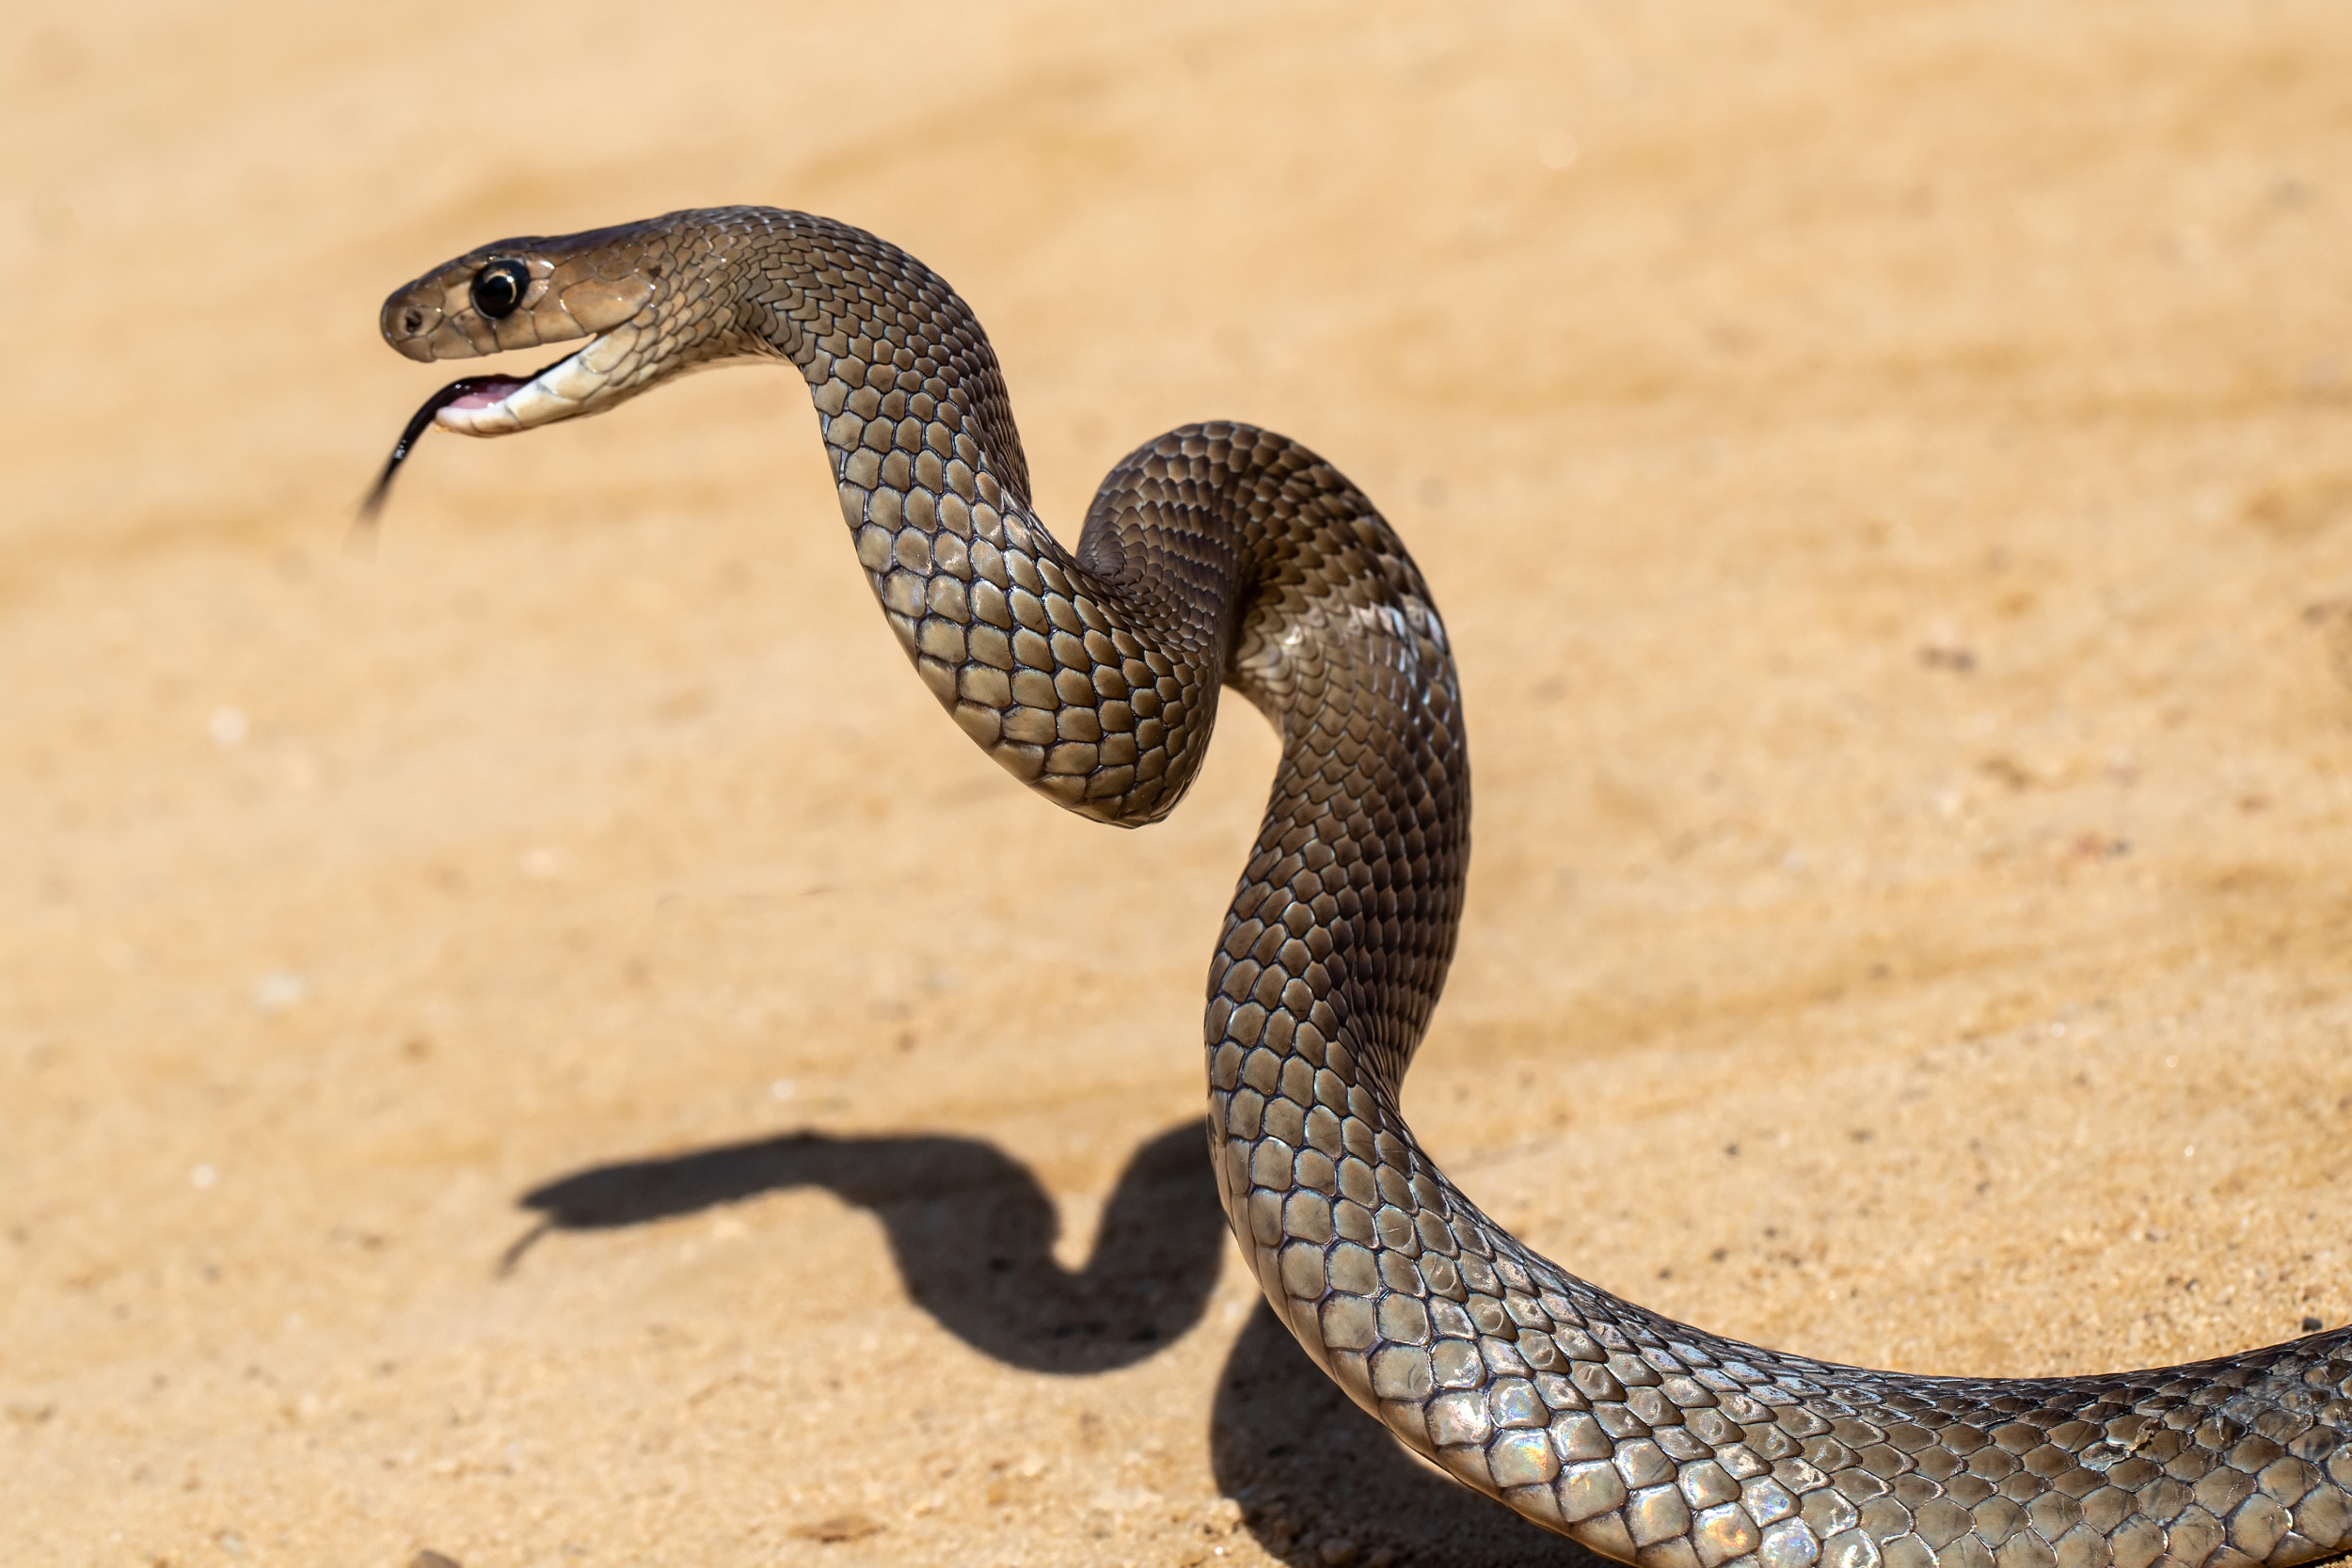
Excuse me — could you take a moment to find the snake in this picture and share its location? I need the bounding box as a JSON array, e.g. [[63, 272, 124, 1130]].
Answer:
[[370, 207, 2352, 1568]]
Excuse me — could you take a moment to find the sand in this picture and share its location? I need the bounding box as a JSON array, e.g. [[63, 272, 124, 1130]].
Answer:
[[7, 3, 2352, 1565]]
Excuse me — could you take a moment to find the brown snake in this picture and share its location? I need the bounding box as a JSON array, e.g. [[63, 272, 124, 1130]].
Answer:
[[372, 208, 2352, 1568]]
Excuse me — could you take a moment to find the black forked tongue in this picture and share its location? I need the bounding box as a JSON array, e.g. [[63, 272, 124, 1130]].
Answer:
[[358, 376, 512, 524]]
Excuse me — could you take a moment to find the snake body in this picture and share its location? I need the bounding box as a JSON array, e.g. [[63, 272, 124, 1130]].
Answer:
[[375, 208, 2352, 1568]]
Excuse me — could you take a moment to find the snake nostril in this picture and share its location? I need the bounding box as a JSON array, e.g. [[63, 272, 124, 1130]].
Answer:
[[402, 309, 422, 335]]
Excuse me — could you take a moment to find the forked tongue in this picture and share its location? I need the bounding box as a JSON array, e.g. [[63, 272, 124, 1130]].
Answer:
[[358, 375, 529, 524]]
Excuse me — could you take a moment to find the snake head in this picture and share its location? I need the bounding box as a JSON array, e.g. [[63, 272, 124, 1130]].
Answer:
[[366, 211, 765, 517], [375, 217, 723, 438]]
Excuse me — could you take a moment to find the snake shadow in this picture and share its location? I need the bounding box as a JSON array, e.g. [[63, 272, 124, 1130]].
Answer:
[[512, 1118, 1600, 1559], [507, 1119, 1225, 1373], [1212, 1302, 1605, 1568]]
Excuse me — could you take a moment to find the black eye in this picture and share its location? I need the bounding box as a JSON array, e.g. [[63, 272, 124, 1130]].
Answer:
[[470, 259, 529, 320]]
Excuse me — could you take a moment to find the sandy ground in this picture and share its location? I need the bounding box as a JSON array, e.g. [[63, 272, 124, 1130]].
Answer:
[[8, 3, 2352, 1565]]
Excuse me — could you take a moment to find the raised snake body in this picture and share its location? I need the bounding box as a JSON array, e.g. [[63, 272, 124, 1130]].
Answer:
[[374, 208, 2352, 1568]]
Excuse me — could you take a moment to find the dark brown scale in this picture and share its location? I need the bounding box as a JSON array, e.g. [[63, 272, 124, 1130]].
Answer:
[[373, 206, 2352, 1568]]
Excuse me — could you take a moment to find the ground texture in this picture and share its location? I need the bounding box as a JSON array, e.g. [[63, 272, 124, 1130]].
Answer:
[[7, 4, 2352, 1565]]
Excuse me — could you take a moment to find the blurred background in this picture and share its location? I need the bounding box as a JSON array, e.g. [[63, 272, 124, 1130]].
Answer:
[[7, 3, 2351, 1565]]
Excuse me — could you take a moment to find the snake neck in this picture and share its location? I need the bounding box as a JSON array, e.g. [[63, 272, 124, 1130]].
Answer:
[[736, 203, 1481, 1070], [721, 207, 1474, 906]]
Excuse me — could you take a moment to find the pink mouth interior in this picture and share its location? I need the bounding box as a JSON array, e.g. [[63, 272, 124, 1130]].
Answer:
[[449, 377, 528, 410]]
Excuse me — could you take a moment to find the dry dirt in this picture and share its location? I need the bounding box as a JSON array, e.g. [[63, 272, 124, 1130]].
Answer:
[[8, 4, 2352, 1566]]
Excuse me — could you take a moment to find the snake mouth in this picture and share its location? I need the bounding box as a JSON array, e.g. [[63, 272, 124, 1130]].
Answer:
[[359, 341, 607, 522], [442, 375, 532, 412], [429, 336, 616, 438]]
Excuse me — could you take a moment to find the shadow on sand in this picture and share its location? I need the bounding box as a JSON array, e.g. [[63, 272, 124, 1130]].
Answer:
[[507, 1119, 1225, 1373], [511, 1120, 1600, 1560]]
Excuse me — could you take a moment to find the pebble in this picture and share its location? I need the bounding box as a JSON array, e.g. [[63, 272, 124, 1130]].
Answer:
[[791, 1513, 884, 1544]]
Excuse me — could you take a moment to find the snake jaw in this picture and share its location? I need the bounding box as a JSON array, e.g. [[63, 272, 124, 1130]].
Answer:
[[359, 325, 654, 519], [412, 316, 658, 441], [430, 325, 640, 437]]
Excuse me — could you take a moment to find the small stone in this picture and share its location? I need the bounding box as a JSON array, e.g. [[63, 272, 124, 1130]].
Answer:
[[408, 1554, 462, 1568], [1320, 1538, 1361, 1565], [2304, 1317, 2325, 1333], [790, 1513, 885, 1543]]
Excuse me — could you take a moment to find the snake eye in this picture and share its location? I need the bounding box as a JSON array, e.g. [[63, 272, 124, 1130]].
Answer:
[[470, 259, 530, 320]]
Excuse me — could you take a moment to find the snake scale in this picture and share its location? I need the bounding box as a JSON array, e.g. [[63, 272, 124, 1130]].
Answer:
[[371, 207, 2352, 1568]]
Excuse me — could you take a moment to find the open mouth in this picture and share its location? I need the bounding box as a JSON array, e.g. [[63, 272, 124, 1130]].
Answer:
[[359, 342, 598, 522], [445, 378, 531, 411]]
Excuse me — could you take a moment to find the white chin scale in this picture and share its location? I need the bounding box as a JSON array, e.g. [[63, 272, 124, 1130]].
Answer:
[[435, 325, 640, 436]]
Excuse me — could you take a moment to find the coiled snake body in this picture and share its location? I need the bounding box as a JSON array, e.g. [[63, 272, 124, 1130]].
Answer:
[[373, 208, 2352, 1568]]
